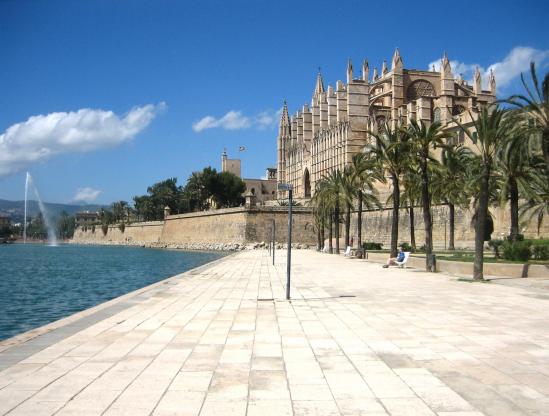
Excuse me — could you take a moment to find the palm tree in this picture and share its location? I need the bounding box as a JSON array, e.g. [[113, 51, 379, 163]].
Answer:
[[506, 63, 549, 182], [520, 169, 549, 235], [347, 153, 381, 249], [310, 180, 331, 251], [366, 122, 410, 257], [435, 144, 475, 250], [496, 125, 542, 241], [322, 170, 345, 254], [458, 106, 510, 280], [401, 166, 422, 250], [408, 120, 448, 272]]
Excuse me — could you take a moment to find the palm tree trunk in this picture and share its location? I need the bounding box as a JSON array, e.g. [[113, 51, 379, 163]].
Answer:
[[421, 159, 435, 272], [390, 174, 400, 257], [543, 130, 549, 185], [316, 227, 321, 251], [409, 205, 416, 250], [509, 177, 519, 241], [345, 201, 351, 248], [448, 203, 455, 251], [335, 196, 340, 254], [357, 190, 363, 249], [321, 223, 325, 251], [474, 165, 490, 280], [329, 212, 333, 254]]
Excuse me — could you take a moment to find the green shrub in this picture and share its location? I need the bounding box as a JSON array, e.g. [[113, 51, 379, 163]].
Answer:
[[488, 239, 504, 259], [118, 222, 125, 233], [502, 240, 532, 262], [101, 224, 108, 236], [399, 242, 412, 252], [91, 225, 95, 234], [531, 243, 549, 260], [362, 242, 382, 251]]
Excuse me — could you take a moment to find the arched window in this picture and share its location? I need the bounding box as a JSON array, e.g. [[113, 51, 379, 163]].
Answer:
[[433, 107, 441, 122], [406, 80, 436, 101], [303, 169, 311, 198]]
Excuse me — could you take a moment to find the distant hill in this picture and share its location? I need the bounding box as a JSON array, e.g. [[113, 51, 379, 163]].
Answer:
[[0, 199, 107, 223]]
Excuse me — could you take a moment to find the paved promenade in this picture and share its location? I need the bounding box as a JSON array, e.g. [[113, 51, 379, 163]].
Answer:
[[1, 250, 548, 416]]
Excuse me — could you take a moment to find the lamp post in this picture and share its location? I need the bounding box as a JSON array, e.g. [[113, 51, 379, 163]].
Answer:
[[271, 218, 275, 266], [278, 183, 293, 300]]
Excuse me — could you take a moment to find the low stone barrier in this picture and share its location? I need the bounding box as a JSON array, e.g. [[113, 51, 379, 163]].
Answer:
[[362, 251, 549, 278]]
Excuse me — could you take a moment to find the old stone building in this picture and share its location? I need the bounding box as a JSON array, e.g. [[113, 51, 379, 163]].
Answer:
[[277, 50, 497, 200]]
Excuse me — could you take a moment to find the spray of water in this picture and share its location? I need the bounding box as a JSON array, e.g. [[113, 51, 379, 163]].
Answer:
[[24, 172, 58, 246]]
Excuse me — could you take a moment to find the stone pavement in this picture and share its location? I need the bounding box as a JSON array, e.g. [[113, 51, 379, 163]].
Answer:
[[1, 250, 548, 416]]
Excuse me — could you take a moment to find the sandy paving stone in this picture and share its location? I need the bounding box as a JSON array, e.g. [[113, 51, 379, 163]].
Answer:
[[1, 250, 549, 416]]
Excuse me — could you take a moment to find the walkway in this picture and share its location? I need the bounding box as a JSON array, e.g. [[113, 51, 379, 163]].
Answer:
[[1, 250, 548, 416]]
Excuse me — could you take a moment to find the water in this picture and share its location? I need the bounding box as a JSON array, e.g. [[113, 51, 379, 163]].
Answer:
[[0, 244, 227, 341], [24, 172, 58, 246]]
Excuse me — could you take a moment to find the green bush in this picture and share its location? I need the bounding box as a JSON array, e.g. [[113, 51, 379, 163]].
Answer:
[[362, 242, 382, 251], [531, 243, 549, 260], [118, 222, 125, 233], [399, 242, 412, 252], [488, 239, 504, 259], [502, 240, 532, 262], [101, 224, 108, 236]]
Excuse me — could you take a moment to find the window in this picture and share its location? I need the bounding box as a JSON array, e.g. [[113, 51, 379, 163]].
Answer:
[[406, 80, 436, 101], [433, 107, 441, 122]]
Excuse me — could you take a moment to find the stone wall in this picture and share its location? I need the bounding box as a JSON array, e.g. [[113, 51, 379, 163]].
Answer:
[[72, 221, 164, 244], [72, 207, 317, 247], [351, 204, 549, 249]]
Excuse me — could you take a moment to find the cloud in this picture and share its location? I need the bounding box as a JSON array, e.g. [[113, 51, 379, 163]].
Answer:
[[428, 46, 549, 91], [192, 108, 281, 133], [0, 102, 165, 177], [73, 187, 101, 203]]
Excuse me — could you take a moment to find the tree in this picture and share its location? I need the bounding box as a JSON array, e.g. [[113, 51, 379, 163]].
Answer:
[[212, 171, 246, 208], [111, 201, 129, 223], [57, 210, 75, 239], [506, 63, 549, 183], [458, 106, 509, 280], [313, 171, 345, 254], [366, 122, 410, 257], [496, 126, 541, 241], [133, 195, 155, 221], [520, 169, 549, 234], [408, 120, 448, 271], [434, 144, 474, 250], [346, 153, 381, 248]]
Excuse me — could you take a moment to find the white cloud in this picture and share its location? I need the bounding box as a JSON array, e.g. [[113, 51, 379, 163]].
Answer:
[[0, 102, 165, 177], [428, 46, 549, 91], [192, 108, 281, 133], [73, 187, 101, 203]]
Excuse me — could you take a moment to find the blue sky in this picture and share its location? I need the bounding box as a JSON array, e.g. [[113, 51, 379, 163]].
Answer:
[[1, 0, 548, 205]]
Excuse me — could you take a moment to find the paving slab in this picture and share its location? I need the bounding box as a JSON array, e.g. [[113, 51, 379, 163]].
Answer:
[[1, 250, 548, 415]]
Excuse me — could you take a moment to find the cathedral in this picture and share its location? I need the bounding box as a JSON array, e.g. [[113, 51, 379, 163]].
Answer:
[[276, 49, 497, 199]]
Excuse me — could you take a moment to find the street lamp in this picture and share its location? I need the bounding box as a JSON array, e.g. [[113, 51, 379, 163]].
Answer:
[[278, 183, 293, 300]]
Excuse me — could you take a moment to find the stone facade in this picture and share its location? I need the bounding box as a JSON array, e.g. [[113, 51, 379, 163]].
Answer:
[[221, 150, 277, 204], [277, 50, 497, 199]]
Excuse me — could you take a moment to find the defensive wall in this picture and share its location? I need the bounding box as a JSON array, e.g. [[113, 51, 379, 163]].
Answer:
[[72, 206, 317, 246], [72, 203, 549, 249]]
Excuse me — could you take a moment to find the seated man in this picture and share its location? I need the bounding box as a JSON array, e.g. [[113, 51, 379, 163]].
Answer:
[[382, 246, 405, 268]]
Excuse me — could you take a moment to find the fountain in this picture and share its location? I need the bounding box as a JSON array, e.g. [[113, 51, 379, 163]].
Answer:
[[24, 172, 58, 246]]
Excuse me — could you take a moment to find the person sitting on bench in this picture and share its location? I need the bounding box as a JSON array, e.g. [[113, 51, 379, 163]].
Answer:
[[382, 246, 405, 268]]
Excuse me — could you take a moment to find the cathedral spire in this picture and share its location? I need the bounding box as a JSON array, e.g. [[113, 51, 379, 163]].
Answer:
[[441, 52, 452, 78], [362, 59, 369, 81], [489, 69, 496, 94], [313, 70, 325, 98], [372, 67, 378, 81], [279, 101, 290, 136], [473, 66, 482, 93], [391, 48, 403, 70], [347, 58, 353, 83], [381, 59, 388, 75]]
